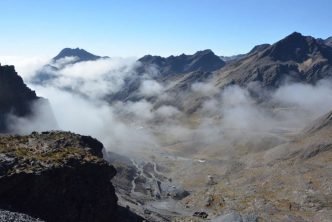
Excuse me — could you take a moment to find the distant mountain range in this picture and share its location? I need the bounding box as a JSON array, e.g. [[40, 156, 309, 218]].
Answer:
[[213, 32, 332, 89], [139, 49, 225, 76], [29, 32, 332, 113], [1, 32, 332, 222]]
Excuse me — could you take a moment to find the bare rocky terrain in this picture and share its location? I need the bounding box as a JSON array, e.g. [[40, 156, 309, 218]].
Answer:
[[1, 31, 332, 222], [106, 109, 332, 222], [0, 131, 144, 222]]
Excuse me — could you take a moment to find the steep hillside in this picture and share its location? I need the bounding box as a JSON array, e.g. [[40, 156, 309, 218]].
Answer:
[[160, 32, 332, 114], [214, 32, 332, 88]]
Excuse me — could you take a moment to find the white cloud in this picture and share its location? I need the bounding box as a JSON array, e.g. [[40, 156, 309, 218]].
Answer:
[[191, 82, 218, 96], [155, 105, 181, 118], [138, 79, 164, 97], [0, 56, 49, 81]]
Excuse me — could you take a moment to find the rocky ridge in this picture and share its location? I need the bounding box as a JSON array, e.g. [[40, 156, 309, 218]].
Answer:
[[0, 131, 143, 222], [214, 32, 332, 88], [139, 49, 225, 77]]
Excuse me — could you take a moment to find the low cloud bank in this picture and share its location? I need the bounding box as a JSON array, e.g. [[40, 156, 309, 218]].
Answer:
[[4, 56, 332, 157]]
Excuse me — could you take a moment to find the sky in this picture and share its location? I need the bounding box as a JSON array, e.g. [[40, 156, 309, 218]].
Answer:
[[0, 0, 332, 58]]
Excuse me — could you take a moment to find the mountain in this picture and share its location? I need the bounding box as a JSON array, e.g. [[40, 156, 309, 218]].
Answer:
[[138, 49, 225, 76], [0, 64, 53, 133], [52, 47, 108, 63], [32, 48, 108, 85], [261, 32, 329, 62], [106, 49, 225, 103], [214, 32, 332, 88], [150, 32, 332, 114], [109, 32, 332, 113], [0, 131, 144, 222]]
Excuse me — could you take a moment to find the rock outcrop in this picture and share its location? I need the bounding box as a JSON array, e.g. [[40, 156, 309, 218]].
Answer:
[[0, 64, 52, 133], [0, 131, 123, 222]]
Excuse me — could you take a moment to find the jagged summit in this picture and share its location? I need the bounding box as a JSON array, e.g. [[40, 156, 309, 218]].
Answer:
[[52, 48, 107, 63], [139, 49, 225, 76], [260, 32, 328, 62], [193, 49, 214, 56]]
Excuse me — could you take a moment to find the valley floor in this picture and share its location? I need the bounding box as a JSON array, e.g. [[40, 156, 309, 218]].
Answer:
[[109, 119, 332, 222]]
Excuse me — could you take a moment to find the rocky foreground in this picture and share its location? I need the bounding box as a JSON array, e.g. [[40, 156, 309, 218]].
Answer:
[[0, 131, 144, 222]]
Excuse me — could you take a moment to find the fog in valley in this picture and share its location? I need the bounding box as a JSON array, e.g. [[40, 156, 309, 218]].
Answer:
[[3, 55, 332, 160]]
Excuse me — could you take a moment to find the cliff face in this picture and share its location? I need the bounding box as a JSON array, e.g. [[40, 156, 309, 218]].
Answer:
[[0, 131, 119, 222], [0, 64, 52, 133]]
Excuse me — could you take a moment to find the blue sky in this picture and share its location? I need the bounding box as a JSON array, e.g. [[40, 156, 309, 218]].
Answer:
[[0, 0, 331, 57]]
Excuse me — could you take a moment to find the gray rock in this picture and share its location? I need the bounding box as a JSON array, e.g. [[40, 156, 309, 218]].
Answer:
[[0, 209, 45, 222]]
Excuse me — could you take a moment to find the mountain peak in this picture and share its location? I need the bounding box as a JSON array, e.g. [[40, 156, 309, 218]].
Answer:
[[287, 31, 304, 39], [261, 32, 319, 62], [194, 49, 214, 56], [52, 48, 106, 63]]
